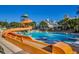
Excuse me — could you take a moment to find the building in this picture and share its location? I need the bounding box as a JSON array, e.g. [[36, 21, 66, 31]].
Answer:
[[44, 18, 59, 30]]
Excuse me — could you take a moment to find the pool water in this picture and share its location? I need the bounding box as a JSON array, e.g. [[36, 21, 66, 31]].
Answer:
[[17, 31, 79, 44]]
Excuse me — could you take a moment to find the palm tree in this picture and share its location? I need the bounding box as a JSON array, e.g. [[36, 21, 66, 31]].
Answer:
[[74, 25, 79, 32], [0, 21, 8, 28], [9, 22, 21, 28], [28, 22, 36, 29], [58, 15, 69, 30], [39, 21, 48, 30]]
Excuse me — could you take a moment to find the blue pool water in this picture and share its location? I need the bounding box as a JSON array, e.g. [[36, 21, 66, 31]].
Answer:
[[17, 31, 79, 44]]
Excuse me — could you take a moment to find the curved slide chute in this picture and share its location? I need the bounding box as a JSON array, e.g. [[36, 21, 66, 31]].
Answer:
[[2, 26, 75, 54], [52, 42, 75, 54]]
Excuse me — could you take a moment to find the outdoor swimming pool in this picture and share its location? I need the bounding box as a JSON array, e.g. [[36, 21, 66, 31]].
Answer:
[[17, 31, 79, 44]]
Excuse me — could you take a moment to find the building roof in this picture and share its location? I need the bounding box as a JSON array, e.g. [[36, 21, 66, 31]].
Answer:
[[21, 14, 29, 18]]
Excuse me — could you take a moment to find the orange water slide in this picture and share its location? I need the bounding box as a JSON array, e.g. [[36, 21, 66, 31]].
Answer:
[[2, 26, 75, 54], [52, 42, 75, 54]]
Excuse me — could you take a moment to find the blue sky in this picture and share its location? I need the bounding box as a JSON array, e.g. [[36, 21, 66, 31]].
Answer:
[[0, 5, 78, 23]]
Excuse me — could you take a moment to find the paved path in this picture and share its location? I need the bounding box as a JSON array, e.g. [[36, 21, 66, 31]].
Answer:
[[0, 31, 28, 54]]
